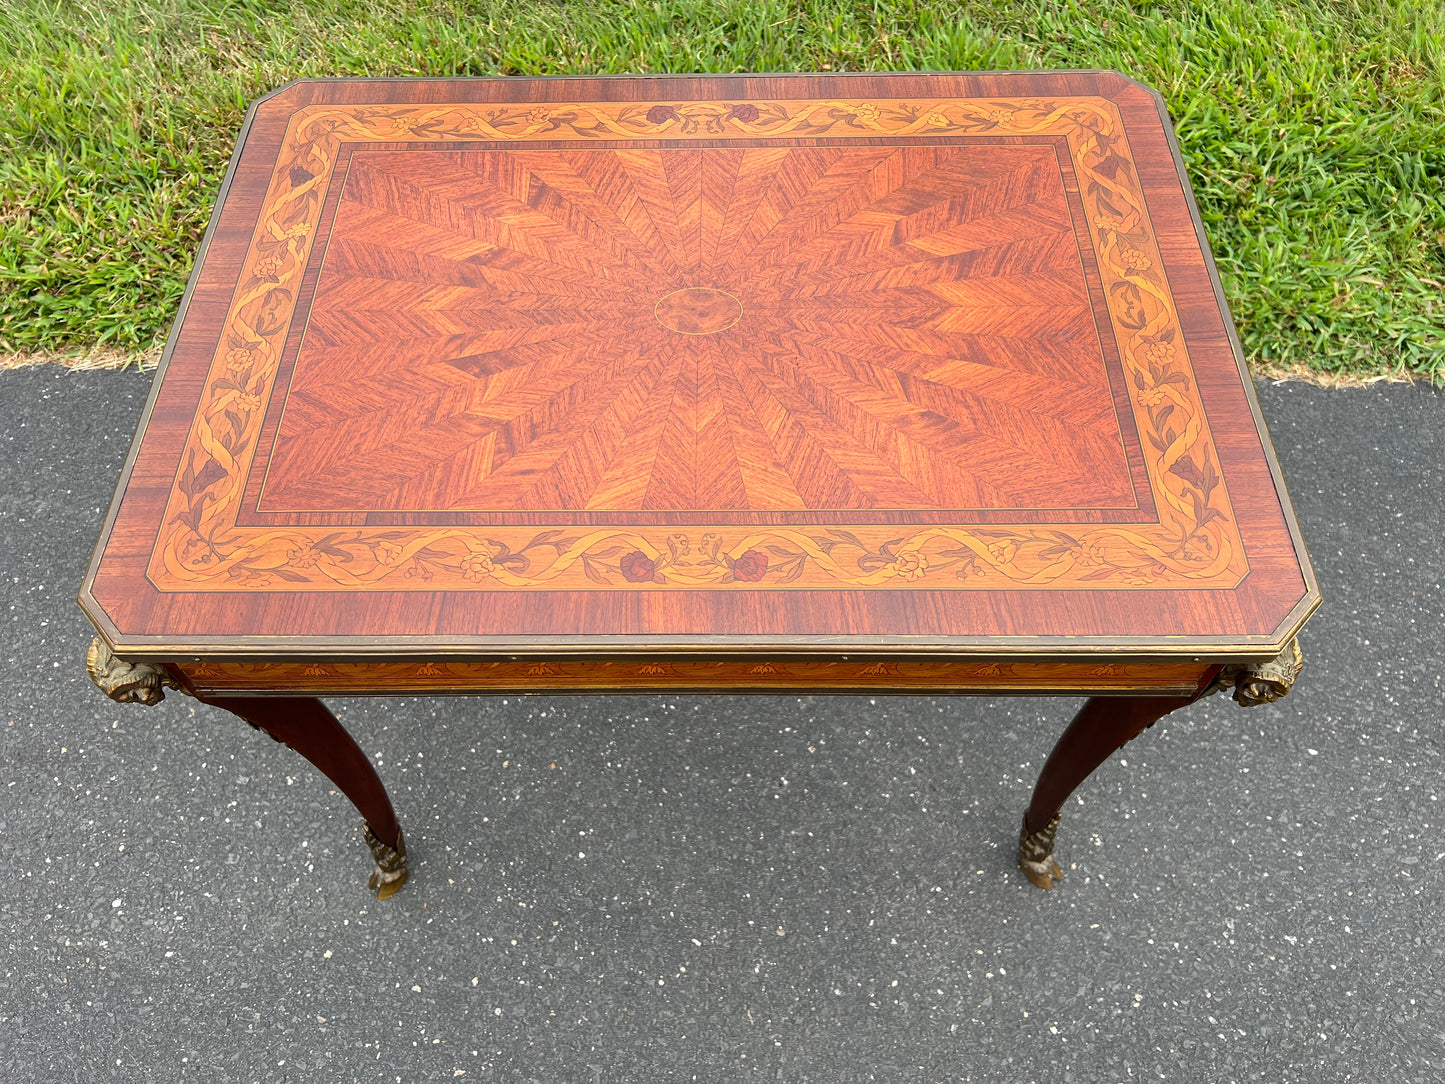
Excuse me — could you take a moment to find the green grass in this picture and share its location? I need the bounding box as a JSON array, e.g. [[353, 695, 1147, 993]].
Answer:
[[2, 0, 1442, 380]]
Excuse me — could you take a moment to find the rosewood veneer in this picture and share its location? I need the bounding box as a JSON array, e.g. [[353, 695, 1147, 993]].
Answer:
[[81, 73, 1318, 897]]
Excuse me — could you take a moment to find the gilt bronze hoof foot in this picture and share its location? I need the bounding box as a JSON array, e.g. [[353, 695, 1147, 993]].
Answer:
[[1018, 813, 1063, 890], [364, 824, 408, 900]]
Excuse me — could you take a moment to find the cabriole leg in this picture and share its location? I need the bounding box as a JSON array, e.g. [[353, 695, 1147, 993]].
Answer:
[[1018, 638, 1304, 891], [1018, 695, 1194, 890], [199, 694, 408, 900], [86, 637, 408, 899]]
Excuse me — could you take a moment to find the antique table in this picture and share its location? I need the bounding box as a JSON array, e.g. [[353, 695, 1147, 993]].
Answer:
[[81, 73, 1318, 898]]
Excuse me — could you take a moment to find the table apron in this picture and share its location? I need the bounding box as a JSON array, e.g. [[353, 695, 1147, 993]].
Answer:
[[171, 659, 1215, 698]]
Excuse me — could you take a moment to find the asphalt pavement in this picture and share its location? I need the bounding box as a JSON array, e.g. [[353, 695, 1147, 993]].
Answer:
[[1, 365, 1441, 1083]]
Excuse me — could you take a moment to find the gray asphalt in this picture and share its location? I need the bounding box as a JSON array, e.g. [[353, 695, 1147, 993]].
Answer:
[[1, 365, 1441, 1083]]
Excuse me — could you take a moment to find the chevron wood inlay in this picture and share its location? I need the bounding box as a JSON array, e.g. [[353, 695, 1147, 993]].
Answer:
[[73, 71, 1326, 912], [257, 144, 1134, 515], [81, 73, 1318, 662], [127, 87, 1267, 596]]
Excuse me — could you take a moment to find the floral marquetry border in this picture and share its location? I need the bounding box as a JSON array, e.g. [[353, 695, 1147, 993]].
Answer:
[[150, 95, 1246, 593]]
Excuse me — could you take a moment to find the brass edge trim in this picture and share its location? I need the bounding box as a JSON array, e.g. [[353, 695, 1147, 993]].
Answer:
[[1261, 590, 1324, 653], [104, 633, 1296, 662], [78, 90, 275, 648], [89, 72, 1306, 654], [184, 657, 1208, 667], [188, 683, 1205, 699], [1143, 84, 1322, 643]]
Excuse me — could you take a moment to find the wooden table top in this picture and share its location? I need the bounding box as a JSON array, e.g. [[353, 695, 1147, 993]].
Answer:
[[82, 72, 1318, 664]]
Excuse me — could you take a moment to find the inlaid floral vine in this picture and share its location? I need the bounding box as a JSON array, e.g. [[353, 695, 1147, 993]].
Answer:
[[152, 95, 1245, 592]]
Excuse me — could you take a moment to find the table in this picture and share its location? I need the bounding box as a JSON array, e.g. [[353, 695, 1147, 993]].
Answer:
[[80, 72, 1318, 898]]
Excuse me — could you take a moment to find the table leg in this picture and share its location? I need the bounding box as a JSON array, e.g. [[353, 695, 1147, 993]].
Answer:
[[85, 637, 408, 899], [199, 695, 408, 900], [1017, 639, 1304, 890], [1017, 695, 1194, 890]]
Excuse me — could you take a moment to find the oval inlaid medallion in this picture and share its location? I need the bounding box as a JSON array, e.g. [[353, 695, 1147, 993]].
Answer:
[[654, 287, 742, 335]]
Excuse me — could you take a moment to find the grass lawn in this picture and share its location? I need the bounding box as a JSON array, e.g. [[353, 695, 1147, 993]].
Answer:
[[1, 0, 1442, 381]]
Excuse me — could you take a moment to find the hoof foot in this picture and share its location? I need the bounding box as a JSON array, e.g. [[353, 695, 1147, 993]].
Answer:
[[371, 867, 409, 900], [1021, 854, 1064, 891], [364, 824, 408, 900], [1018, 812, 1063, 891]]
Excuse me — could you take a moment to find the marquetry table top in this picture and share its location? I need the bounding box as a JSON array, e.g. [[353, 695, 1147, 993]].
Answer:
[[82, 72, 1318, 661]]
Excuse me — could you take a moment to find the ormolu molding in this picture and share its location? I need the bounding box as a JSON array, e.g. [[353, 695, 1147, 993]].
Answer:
[[86, 636, 182, 706], [1205, 637, 1304, 706]]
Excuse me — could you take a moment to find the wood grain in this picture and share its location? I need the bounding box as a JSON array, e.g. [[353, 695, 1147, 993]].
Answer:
[[255, 141, 1133, 517], [177, 657, 1212, 696], [144, 92, 1248, 594], [81, 73, 1318, 657]]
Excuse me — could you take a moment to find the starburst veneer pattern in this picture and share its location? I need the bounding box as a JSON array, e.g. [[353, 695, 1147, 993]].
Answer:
[[133, 88, 1261, 597], [80, 79, 1319, 906], [258, 142, 1138, 519]]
